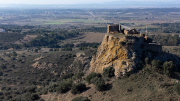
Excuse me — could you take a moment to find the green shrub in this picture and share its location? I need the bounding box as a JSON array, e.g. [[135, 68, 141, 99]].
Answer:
[[163, 61, 175, 76], [17, 59, 22, 62], [26, 85, 37, 93], [73, 72, 84, 80], [174, 83, 180, 95], [85, 72, 101, 84], [49, 49, 53, 51], [72, 96, 90, 101], [54, 48, 59, 51], [120, 41, 126, 46], [71, 83, 86, 94], [145, 58, 150, 64], [4, 91, 11, 96], [151, 59, 162, 71], [48, 83, 58, 92], [0, 91, 3, 96], [31, 93, 40, 100], [56, 79, 73, 93], [61, 73, 74, 80], [90, 77, 105, 91], [12, 52, 17, 56], [38, 99, 45, 101], [0, 65, 7, 70], [34, 49, 38, 53], [0, 71, 3, 76], [103, 66, 115, 78]]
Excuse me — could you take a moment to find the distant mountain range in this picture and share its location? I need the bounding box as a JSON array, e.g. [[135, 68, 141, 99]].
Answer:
[[0, 0, 180, 9]]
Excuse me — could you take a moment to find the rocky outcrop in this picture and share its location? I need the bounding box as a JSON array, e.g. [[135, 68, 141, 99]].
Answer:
[[90, 34, 138, 77]]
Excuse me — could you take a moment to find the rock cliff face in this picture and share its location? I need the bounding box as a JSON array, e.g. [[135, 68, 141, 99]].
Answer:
[[90, 34, 138, 77]]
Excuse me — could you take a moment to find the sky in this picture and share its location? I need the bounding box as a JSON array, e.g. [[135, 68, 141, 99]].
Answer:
[[0, 0, 177, 5]]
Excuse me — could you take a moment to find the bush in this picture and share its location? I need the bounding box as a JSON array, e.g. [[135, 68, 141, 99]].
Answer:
[[71, 83, 86, 94], [56, 79, 73, 93], [151, 59, 162, 71], [90, 77, 105, 91], [163, 61, 175, 76], [61, 73, 74, 80], [120, 41, 126, 46], [0, 71, 3, 76], [26, 85, 37, 93], [31, 93, 40, 100], [34, 49, 38, 53], [12, 52, 17, 56], [49, 49, 53, 51], [145, 58, 150, 64], [0, 65, 7, 70], [103, 66, 115, 78], [85, 72, 101, 84], [48, 83, 58, 92], [174, 83, 180, 95], [73, 72, 84, 80], [54, 48, 59, 51], [72, 96, 90, 101]]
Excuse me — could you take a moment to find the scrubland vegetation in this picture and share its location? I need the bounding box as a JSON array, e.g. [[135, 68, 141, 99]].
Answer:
[[0, 8, 180, 101]]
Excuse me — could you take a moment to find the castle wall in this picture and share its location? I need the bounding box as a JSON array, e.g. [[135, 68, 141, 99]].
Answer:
[[107, 25, 120, 33], [143, 44, 162, 53]]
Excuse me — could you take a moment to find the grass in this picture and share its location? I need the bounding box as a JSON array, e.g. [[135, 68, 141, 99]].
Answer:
[[0, 17, 3, 19]]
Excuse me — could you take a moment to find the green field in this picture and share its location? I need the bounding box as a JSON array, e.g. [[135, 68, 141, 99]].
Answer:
[[44, 22, 64, 25], [0, 17, 3, 19], [38, 19, 107, 25]]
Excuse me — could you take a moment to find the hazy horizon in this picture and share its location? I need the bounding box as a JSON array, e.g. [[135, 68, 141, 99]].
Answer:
[[0, 0, 179, 5]]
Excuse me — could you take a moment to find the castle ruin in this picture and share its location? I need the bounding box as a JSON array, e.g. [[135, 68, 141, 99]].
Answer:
[[107, 24, 162, 53]]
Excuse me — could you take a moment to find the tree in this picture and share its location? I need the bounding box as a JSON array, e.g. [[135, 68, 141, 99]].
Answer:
[[85, 72, 101, 84], [163, 61, 175, 76], [56, 79, 73, 93], [151, 59, 162, 71], [90, 77, 105, 91], [71, 83, 86, 94], [103, 66, 115, 78]]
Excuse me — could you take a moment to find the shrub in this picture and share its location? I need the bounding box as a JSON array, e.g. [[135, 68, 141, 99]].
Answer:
[[0, 91, 3, 96], [103, 66, 115, 78], [85, 72, 101, 84], [49, 49, 53, 51], [0, 71, 3, 76], [12, 52, 17, 56], [73, 72, 84, 80], [61, 73, 74, 80], [34, 49, 38, 53], [174, 83, 180, 95], [48, 83, 58, 92], [31, 93, 40, 100], [0, 65, 7, 70], [26, 85, 37, 93], [56, 79, 73, 93], [90, 77, 105, 91], [120, 41, 126, 46], [17, 59, 22, 62], [54, 48, 59, 51], [151, 59, 162, 71], [145, 58, 150, 64], [71, 83, 86, 94], [72, 96, 90, 101], [39, 99, 45, 101], [4, 91, 11, 96], [163, 61, 175, 76]]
